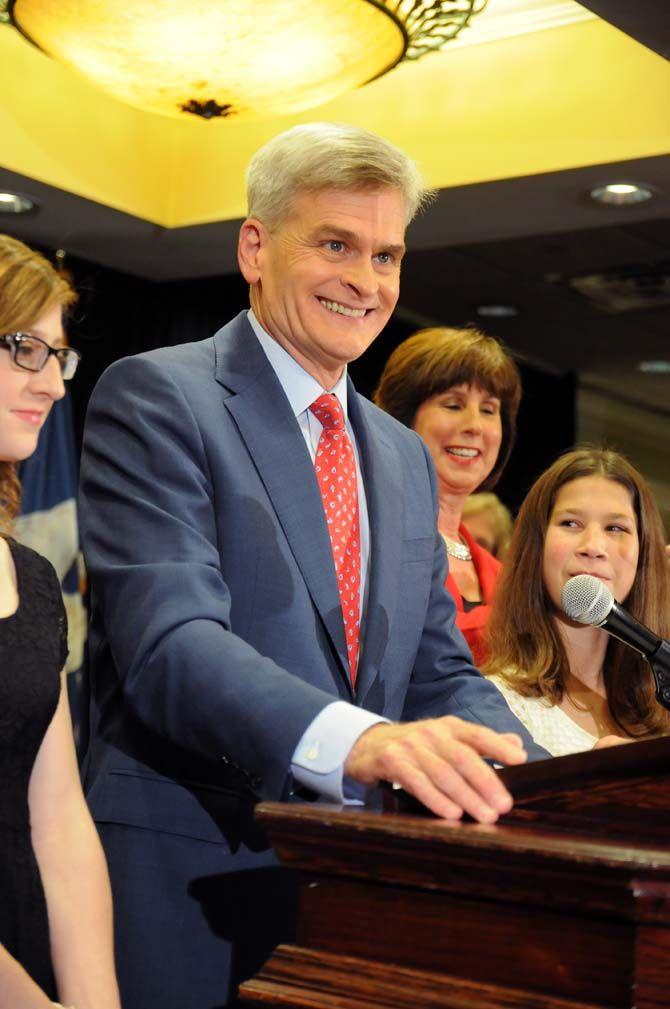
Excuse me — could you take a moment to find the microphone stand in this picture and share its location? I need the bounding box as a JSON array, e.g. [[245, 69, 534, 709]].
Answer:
[[648, 640, 670, 712], [604, 603, 670, 713]]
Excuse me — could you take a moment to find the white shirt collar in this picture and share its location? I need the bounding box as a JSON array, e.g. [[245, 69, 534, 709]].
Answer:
[[247, 309, 348, 420]]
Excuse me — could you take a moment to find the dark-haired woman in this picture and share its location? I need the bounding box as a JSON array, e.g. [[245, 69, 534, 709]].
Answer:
[[374, 326, 521, 665], [483, 448, 670, 754], [0, 235, 121, 1009]]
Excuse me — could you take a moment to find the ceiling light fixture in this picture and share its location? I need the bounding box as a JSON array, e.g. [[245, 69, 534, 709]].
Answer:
[[476, 304, 519, 318], [6, 0, 487, 120], [589, 182, 654, 206], [0, 191, 36, 213], [638, 361, 670, 374]]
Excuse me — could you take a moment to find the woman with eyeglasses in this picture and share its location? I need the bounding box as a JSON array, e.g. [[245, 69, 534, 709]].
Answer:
[[0, 236, 120, 1009]]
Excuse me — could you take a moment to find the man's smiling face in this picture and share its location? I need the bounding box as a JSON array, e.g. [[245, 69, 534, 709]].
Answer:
[[239, 186, 406, 389]]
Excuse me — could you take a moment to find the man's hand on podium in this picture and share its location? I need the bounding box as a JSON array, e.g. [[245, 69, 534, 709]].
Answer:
[[343, 716, 527, 824]]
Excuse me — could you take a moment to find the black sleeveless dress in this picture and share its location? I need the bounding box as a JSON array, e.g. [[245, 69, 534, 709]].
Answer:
[[0, 537, 67, 996]]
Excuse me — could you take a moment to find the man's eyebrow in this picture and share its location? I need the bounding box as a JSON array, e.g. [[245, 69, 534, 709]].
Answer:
[[311, 224, 357, 241], [379, 242, 406, 257]]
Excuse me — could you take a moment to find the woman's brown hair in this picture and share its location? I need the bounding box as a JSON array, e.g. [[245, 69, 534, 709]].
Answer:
[[483, 448, 670, 737], [0, 235, 76, 530], [373, 326, 522, 490]]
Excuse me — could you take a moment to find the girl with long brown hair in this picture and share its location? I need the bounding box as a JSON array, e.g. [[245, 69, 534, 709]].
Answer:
[[484, 448, 670, 755], [0, 235, 120, 1009]]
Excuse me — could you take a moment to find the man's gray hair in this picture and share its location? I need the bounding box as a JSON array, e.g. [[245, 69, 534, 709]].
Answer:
[[246, 122, 431, 229]]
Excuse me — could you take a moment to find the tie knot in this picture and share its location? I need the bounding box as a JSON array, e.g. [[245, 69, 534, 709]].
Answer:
[[310, 393, 344, 431]]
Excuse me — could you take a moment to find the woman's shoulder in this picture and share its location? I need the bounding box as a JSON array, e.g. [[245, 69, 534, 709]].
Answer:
[[488, 671, 544, 709], [5, 536, 60, 584], [4, 537, 68, 665], [488, 670, 596, 757], [488, 673, 553, 727], [4, 537, 64, 614]]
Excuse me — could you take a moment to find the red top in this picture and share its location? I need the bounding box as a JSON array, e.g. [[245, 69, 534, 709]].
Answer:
[[445, 524, 501, 668]]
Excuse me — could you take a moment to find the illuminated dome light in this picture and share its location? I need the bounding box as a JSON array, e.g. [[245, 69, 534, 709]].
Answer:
[[589, 182, 654, 206], [8, 0, 487, 121], [476, 303, 519, 318], [0, 191, 36, 213], [638, 361, 670, 374]]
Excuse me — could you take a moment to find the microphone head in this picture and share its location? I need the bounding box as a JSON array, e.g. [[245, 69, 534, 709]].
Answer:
[[561, 574, 614, 626]]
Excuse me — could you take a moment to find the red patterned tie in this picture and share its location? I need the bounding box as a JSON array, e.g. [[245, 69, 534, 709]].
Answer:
[[310, 393, 361, 685]]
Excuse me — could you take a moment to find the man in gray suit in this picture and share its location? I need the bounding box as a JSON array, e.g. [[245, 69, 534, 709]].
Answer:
[[80, 122, 546, 1009]]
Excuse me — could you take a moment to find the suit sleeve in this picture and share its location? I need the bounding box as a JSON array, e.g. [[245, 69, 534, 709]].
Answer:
[[400, 439, 549, 761], [79, 355, 341, 800]]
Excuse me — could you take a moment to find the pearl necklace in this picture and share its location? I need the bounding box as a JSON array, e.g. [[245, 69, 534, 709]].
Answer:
[[442, 534, 472, 562]]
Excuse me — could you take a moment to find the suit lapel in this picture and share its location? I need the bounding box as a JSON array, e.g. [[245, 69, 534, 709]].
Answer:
[[348, 385, 404, 706], [213, 315, 351, 688]]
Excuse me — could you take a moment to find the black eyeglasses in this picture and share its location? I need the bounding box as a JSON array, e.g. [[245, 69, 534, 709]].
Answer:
[[0, 332, 81, 381]]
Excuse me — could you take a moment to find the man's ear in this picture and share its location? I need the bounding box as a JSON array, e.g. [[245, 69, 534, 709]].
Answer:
[[238, 218, 266, 284]]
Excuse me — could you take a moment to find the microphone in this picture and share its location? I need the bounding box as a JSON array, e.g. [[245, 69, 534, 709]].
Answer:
[[562, 574, 662, 656], [561, 574, 670, 709]]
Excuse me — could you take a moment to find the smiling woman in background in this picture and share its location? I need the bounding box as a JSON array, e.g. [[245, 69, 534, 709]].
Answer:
[[374, 326, 521, 664], [0, 236, 120, 1009], [483, 448, 670, 755]]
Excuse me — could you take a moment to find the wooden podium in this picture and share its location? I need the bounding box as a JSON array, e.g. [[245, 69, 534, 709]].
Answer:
[[239, 736, 670, 1009]]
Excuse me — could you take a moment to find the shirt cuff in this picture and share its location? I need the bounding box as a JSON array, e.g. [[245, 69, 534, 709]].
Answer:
[[291, 700, 388, 803]]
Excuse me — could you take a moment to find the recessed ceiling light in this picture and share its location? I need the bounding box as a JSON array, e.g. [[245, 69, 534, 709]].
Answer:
[[589, 183, 654, 206], [0, 192, 36, 214], [638, 360, 670, 374], [476, 304, 519, 318]]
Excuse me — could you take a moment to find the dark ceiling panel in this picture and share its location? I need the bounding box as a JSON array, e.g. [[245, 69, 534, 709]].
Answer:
[[398, 228, 670, 377], [576, 0, 670, 59], [408, 157, 670, 252], [624, 217, 670, 251], [457, 224, 670, 281]]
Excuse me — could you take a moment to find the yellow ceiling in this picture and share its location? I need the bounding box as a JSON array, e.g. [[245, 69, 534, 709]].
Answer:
[[1, 0, 668, 228]]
